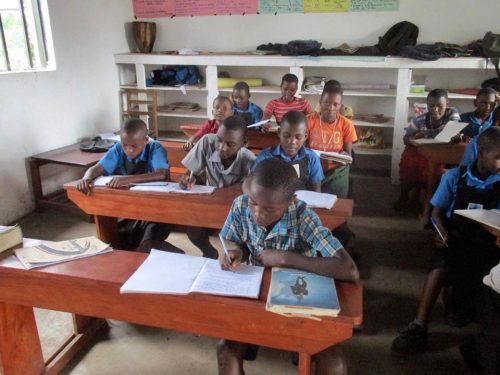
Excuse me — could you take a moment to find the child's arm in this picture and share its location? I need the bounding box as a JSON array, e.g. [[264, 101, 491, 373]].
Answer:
[[342, 142, 353, 156], [106, 169, 167, 188], [431, 206, 449, 246], [76, 164, 105, 194], [309, 182, 321, 192], [183, 135, 200, 151], [179, 170, 196, 190]]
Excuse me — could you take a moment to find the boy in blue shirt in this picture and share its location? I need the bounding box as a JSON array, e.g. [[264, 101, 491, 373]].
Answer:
[[218, 158, 359, 375], [392, 127, 500, 354], [459, 88, 497, 139], [252, 111, 324, 192], [76, 118, 174, 253], [231, 81, 263, 126]]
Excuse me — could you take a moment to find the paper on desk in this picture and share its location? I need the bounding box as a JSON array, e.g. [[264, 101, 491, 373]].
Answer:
[[295, 190, 337, 209], [92, 176, 115, 186], [412, 121, 469, 145], [454, 209, 500, 231], [92, 176, 169, 187], [130, 183, 215, 194], [247, 119, 270, 128]]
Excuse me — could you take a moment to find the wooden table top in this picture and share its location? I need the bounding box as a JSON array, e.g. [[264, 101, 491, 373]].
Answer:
[[412, 142, 467, 165], [31, 143, 104, 167]]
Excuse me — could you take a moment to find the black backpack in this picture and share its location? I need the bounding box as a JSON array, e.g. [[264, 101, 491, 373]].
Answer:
[[482, 31, 500, 78], [376, 21, 419, 56], [281, 40, 322, 56]]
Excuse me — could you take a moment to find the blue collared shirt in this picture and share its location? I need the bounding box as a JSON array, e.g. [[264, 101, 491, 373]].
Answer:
[[431, 164, 500, 218], [251, 145, 324, 184], [233, 102, 263, 125], [220, 195, 343, 266], [460, 139, 478, 167], [460, 111, 494, 138], [98, 140, 168, 175]]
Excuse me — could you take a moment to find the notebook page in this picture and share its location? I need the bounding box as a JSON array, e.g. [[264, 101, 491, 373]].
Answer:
[[189, 259, 264, 299], [434, 121, 469, 143], [295, 190, 337, 209]]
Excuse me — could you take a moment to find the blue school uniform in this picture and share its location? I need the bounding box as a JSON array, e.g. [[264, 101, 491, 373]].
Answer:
[[233, 102, 263, 126], [251, 145, 324, 188], [98, 140, 168, 176], [460, 111, 494, 138], [460, 139, 478, 167]]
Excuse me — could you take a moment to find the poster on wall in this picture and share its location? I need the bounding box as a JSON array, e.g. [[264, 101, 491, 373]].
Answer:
[[133, 0, 174, 18], [349, 0, 399, 11], [258, 0, 303, 14], [303, 0, 348, 13], [174, 0, 257, 16]]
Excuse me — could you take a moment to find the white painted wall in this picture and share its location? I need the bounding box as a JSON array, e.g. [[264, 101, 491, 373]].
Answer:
[[147, 0, 498, 51], [0, 0, 133, 224]]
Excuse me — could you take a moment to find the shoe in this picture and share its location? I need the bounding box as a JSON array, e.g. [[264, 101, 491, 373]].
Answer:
[[445, 307, 471, 328], [391, 322, 428, 354]]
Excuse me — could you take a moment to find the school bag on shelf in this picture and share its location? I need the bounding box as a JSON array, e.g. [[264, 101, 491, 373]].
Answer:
[[150, 66, 201, 86], [482, 31, 500, 77], [399, 44, 441, 61], [281, 40, 322, 56], [375, 21, 419, 56]]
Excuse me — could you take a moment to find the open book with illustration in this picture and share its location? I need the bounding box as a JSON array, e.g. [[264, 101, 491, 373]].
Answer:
[[266, 267, 340, 317], [121, 250, 264, 299], [14, 236, 112, 269]]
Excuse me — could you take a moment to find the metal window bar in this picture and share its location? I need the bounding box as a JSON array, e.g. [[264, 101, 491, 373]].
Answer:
[[0, 13, 11, 71], [19, 0, 34, 69], [33, 0, 47, 66]]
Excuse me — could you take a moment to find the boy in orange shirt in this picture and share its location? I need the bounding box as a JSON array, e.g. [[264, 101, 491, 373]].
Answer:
[[307, 86, 358, 198]]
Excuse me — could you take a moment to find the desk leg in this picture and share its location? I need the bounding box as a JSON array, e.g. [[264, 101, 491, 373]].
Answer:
[[29, 158, 44, 212], [94, 216, 120, 249], [298, 352, 312, 375], [0, 302, 45, 375]]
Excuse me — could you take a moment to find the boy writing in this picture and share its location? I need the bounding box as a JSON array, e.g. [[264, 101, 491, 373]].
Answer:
[[231, 81, 263, 126], [217, 158, 359, 375], [252, 111, 324, 192], [392, 127, 500, 354], [262, 73, 312, 128], [76, 118, 173, 253], [183, 96, 233, 151], [395, 89, 460, 211], [179, 115, 256, 259], [307, 86, 358, 198]]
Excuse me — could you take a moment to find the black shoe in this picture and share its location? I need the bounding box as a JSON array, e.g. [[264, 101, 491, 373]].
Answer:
[[391, 322, 428, 354]]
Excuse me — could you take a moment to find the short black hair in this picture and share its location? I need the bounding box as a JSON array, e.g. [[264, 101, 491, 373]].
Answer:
[[321, 85, 343, 101], [251, 158, 299, 201], [281, 111, 307, 130], [233, 81, 250, 95], [324, 79, 342, 89], [281, 73, 299, 85], [427, 89, 448, 100], [121, 118, 147, 135], [477, 126, 500, 155], [476, 87, 497, 98], [220, 115, 248, 137], [493, 106, 500, 123], [213, 95, 232, 106]]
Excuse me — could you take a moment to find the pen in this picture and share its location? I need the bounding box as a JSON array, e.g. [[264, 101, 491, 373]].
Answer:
[[430, 217, 448, 247], [188, 170, 194, 189], [218, 233, 234, 268]]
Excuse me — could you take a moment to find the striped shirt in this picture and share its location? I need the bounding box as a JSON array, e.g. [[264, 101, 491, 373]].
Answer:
[[220, 194, 343, 266], [264, 97, 312, 125]]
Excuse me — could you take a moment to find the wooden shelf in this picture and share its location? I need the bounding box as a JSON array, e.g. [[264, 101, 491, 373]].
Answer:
[[407, 92, 476, 100], [219, 85, 281, 94], [353, 145, 392, 156], [121, 84, 208, 92], [157, 106, 208, 118], [353, 118, 394, 128], [301, 89, 396, 97]]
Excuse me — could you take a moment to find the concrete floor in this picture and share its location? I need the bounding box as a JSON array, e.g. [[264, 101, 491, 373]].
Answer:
[[15, 173, 477, 375]]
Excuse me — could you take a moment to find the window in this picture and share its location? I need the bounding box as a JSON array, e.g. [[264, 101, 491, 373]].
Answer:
[[0, 0, 54, 73]]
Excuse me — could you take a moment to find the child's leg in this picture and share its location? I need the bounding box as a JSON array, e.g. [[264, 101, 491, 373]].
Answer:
[[217, 339, 250, 375], [135, 222, 184, 253], [187, 227, 219, 259], [314, 345, 347, 375], [415, 268, 444, 324], [321, 166, 350, 199]]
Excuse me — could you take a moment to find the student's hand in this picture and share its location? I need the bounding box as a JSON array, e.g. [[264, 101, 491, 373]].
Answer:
[[435, 230, 449, 248], [183, 140, 194, 151], [106, 176, 131, 189], [76, 178, 93, 195], [179, 173, 196, 190], [256, 249, 286, 267], [220, 248, 243, 271], [413, 131, 425, 139], [261, 123, 273, 133]]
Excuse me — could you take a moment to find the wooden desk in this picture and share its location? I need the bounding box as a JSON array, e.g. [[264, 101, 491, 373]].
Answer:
[[30, 144, 104, 217], [415, 143, 467, 222], [0, 251, 363, 375], [64, 183, 353, 248]]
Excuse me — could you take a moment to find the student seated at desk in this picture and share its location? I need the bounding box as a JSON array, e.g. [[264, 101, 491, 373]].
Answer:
[[461, 106, 500, 167], [218, 158, 359, 375], [183, 96, 234, 151], [252, 111, 324, 192], [392, 127, 500, 355], [314, 80, 354, 119], [231, 81, 263, 126], [261, 73, 312, 130], [455, 88, 497, 140], [76, 118, 176, 253], [394, 89, 461, 211], [307, 86, 358, 198], [180, 115, 256, 259]]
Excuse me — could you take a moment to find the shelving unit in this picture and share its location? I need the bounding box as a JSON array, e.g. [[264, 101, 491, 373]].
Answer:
[[114, 53, 495, 183]]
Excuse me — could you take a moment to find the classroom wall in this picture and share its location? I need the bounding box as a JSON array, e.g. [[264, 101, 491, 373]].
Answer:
[[0, 0, 133, 224]]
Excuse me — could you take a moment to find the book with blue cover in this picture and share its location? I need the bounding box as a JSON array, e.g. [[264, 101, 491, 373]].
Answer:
[[266, 267, 340, 317]]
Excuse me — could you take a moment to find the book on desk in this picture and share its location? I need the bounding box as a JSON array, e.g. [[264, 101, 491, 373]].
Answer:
[[410, 121, 469, 145]]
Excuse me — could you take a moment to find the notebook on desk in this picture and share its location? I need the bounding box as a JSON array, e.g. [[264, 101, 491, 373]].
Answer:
[[410, 121, 469, 145]]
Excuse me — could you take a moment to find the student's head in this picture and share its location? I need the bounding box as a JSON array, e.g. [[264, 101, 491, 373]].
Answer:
[[426, 89, 449, 121], [474, 88, 497, 118], [493, 106, 500, 127], [324, 79, 342, 89], [280, 73, 299, 102], [120, 118, 148, 160], [279, 111, 308, 158], [232, 81, 250, 110], [477, 127, 500, 175], [320, 86, 343, 122], [212, 96, 233, 122], [246, 158, 299, 227], [215, 115, 247, 161]]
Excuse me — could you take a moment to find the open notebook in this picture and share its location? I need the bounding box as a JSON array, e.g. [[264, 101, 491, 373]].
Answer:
[[121, 250, 264, 299]]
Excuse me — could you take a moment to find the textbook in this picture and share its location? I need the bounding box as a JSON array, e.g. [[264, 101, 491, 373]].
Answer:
[[295, 190, 337, 209], [454, 209, 500, 231], [410, 121, 469, 145], [0, 225, 22, 253], [121, 250, 264, 299], [14, 236, 112, 269], [130, 183, 215, 194], [266, 268, 340, 317], [311, 150, 353, 165]]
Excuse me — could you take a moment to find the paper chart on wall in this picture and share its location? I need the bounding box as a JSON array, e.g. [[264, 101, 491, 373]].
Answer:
[[258, 0, 303, 14], [133, 0, 175, 18], [349, 0, 399, 11], [174, 0, 257, 16], [303, 0, 348, 13]]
